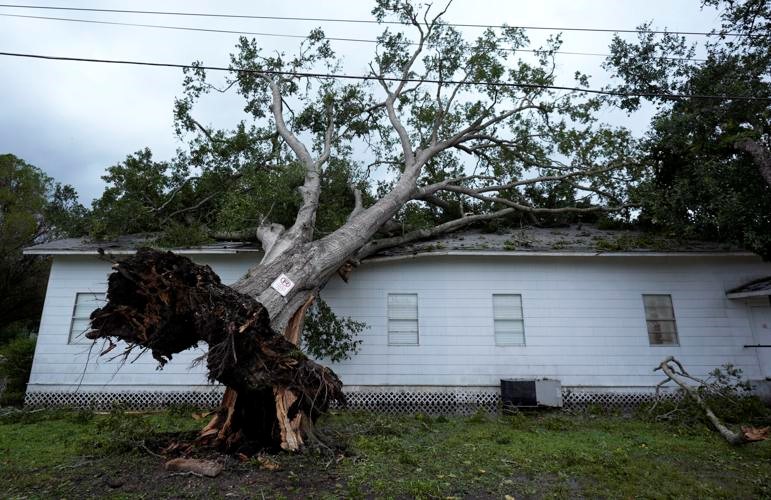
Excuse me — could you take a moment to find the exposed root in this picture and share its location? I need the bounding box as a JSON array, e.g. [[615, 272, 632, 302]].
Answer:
[[87, 248, 346, 451]]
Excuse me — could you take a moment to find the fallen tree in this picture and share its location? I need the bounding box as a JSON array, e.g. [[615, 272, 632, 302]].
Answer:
[[86, 0, 641, 451], [88, 249, 344, 451]]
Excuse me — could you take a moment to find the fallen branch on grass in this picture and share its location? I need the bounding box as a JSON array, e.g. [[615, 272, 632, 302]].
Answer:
[[654, 356, 769, 445]]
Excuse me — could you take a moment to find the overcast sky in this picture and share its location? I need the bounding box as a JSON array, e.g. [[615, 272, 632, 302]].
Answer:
[[0, 1, 722, 204]]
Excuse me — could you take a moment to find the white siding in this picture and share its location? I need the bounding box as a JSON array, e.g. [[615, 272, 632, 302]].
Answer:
[[320, 255, 771, 389], [27, 252, 771, 394]]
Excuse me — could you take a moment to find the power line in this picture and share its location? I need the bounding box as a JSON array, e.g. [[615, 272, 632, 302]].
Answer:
[[1, 50, 767, 102], [0, 12, 709, 63], [0, 2, 757, 37]]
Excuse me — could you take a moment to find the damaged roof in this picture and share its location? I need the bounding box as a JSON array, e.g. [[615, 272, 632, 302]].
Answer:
[[23, 225, 752, 257], [371, 225, 751, 259], [23, 233, 261, 255]]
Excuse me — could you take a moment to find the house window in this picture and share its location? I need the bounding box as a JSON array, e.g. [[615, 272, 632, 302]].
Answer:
[[69, 292, 105, 344], [387, 293, 419, 345], [642, 294, 679, 345], [493, 294, 525, 346]]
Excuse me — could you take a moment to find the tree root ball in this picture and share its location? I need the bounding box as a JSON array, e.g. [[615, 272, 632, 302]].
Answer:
[[87, 248, 345, 450]]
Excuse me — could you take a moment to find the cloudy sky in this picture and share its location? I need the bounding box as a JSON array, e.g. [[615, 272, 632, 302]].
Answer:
[[0, 1, 722, 203]]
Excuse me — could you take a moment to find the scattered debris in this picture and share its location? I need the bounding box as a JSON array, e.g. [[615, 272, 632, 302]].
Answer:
[[255, 455, 281, 471], [654, 356, 769, 445], [164, 458, 224, 478]]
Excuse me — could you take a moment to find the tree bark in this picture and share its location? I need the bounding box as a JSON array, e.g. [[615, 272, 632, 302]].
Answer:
[[87, 249, 345, 453], [735, 138, 771, 188]]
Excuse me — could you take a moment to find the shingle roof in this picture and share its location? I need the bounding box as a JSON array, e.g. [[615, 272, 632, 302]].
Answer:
[[372, 225, 750, 258], [23, 225, 750, 257], [23, 233, 261, 255]]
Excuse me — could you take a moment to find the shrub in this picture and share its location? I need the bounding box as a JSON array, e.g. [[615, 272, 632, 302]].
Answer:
[[0, 337, 36, 407]]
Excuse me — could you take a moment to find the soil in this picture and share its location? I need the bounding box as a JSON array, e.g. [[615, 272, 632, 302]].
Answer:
[[33, 433, 351, 499]]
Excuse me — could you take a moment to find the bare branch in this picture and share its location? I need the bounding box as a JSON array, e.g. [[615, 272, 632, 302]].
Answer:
[[438, 184, 634, 214], [655, 357, 769, 445], [269, 81, 313, 166], [476, 163, 626, 193], [347, 187, 364, 222], [190, 117, 221, 145], [317, 101, 335, 167], [417, 194, 452, 211], [256, 223, 287, 264], [418, 174, 497, 196], [153, 176, 200, 214], [267, 79, 322, 245], [162, 191, 219, 222], [357, 207, 517, 259]]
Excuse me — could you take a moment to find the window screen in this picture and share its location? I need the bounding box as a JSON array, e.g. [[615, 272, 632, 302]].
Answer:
[[493, 294, 525, 345], [642, 294, 679, 345], [387, 293, 419, 345], [69, 292, 105, 344]]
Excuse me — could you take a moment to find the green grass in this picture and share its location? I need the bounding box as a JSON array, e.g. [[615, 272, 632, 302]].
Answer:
[[327, 411, 771, 498], [1, 408, 769, 499]]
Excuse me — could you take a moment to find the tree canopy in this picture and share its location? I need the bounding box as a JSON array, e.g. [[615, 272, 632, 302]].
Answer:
[[0, 154, 87, 333], [84, 0, 641, 251], [604, 0, 771, 258]]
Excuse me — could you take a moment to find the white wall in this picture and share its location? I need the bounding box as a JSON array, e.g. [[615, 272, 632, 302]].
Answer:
[[320, 255, 771, 390], [27, 253, 771, 394]]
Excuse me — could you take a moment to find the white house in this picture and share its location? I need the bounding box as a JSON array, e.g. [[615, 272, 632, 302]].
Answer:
[[21, 226, 771, 410]]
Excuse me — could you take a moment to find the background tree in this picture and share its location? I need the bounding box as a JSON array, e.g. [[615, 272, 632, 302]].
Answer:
[[88, 0, 639, 451], [0, 154, 86, 335], [603, 0, 771, 257]]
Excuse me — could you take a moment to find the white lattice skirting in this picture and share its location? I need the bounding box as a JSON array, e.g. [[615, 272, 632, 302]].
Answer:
[[24, 387, 675, 413]]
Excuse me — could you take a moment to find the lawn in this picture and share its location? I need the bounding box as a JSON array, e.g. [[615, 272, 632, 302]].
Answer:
[[1, 408, 770, 499]]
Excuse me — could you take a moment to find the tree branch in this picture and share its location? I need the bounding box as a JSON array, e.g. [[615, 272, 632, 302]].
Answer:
[[347, 187, 364, 222], [356, 207, 517, 259], [654, 356, 768, 445], [267, 79, 322, 246], [735, 137, 771, 187], [438, 184, 633, 214]]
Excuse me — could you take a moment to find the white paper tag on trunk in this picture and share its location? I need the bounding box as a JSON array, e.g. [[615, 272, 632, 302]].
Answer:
[[270, 273, 295, 297]]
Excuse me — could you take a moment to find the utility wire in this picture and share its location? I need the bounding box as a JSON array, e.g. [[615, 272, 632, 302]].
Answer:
[[0, 2, 759, 37], [0, 12, 708, 63], [1, 50, 768, 102]]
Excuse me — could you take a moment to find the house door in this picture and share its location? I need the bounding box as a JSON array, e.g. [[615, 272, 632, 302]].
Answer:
[[750, 305, 771, 379]]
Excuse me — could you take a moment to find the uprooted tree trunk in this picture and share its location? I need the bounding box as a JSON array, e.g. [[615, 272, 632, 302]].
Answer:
[[84, 3, 643, 452], [654, 356, 769, 445], [87, 249, 345, 452]]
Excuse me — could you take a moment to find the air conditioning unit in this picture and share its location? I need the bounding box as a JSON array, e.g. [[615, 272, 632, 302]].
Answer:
[[500, 378, 562, 408]]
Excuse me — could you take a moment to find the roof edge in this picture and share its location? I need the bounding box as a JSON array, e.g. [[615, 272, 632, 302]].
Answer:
[[23, 248, 262, 256], [364, 249, 758, 263]]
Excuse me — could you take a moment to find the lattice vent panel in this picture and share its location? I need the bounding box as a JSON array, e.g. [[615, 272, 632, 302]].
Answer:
[[24, 388, 677, 413], [562, 390, 681, 409], [24, 390, 225, 410], [336, 391, 501, 415]]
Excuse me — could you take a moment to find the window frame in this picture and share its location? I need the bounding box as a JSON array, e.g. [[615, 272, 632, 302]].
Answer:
[[642, 293, 679, 346], [68, 292, 105, 345], [492, 293, 526, 346], [387, 292, 419, 346]]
